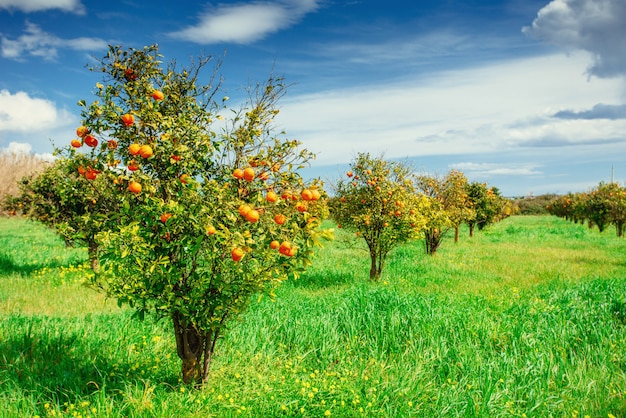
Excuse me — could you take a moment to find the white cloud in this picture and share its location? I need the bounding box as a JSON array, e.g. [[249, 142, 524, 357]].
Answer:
[[450, 162, 542, 177], [277, 52, 623, 166], [523, 0, 626, 78], [0, 0, 85, 14], [1, 21, 107, 61], [169, 0, 320, 44], [0, 89, 75, 132]]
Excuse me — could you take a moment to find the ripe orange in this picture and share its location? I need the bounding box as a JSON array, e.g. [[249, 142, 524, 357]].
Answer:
[[231, 247, 244, 262], [233, 168, 244, 179], [296, 203, 307, 213], [270, 240, 280, 250], [245, 209, 260, 223], [278, 241, 291, 255], [257, 171, 269, 181], [121, 113, 134, 127], [151, 90, 164, 100], [84, 134, 98, 147], [71, 139, 82, 148], [301, 189, 314, 201], [128, 181, 142, 194], [238, 204, 252, 217], [127, 161, 139, 171], [266, 191, 278, 203], [76, 126, 89, 137], [171, 155, 181, 162], [160, 213, 172, 223], [77, 166, 87, 175], [139, 144, 153, 158], [107, 139, 118, 149], [206, 225, 217, 235], [129, 143, 141, 155], [84, 168, 98, 180], [243, 167, 255, 182], [274, 214, 287, 225], [180, 174, 190, 184], [347, 171, 353, 177], [311, 189, 321, 201]]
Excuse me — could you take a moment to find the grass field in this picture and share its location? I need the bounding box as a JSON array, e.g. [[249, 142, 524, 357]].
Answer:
[[0, 215, 625, 417]]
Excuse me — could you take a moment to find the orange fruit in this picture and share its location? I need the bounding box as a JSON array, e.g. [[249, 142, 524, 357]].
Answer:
[[347, 171, 353, 177], [71, 139, 82, 148], [296, 203, 307, 213], [160, 213, 172, 223], [129, 143, 141, 155], [311, 189, 321, 201], [245, 209, 260, 223], [107, 139, 118, 149], [139, 144, 153, 158], [274, 214, 287, 225], [127, 161, 139, 171], [231, 247, 244, 262], [233, 168, 244, 179], [84, 135, 98, 147], [76, 126, 89, 137], [243, 167, 255, 182], [121, 113, 134, 127], [206, 225, 217, 235], [128, 181, 142, 194], [84, 168, 98, 180], [257, 171, 269, 181], [238, 204, 252, 217], [270, 240, 280, 250], [151, 90, 164, 100], [278, 241, 291, 255], [180, 174, 190, 184], [266, 191, 278, 203], [301, 189, 314, 201]]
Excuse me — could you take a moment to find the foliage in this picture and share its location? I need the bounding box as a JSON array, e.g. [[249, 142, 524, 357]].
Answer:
[[329, 153, 428, 280], [513, 193, 559, 215], [547, 182, 626, 236], [465, 181, 512, 236], [63, 44, 331, 385], [414, 169, 475, 254]]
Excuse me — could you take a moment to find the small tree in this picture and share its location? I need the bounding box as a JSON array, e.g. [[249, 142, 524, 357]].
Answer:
[[8, 154, 119, 270], [414, 170, 475, 255], [330, 153, 428, 280], [465, 182, 504, 236], [67, 45, 331, 385]]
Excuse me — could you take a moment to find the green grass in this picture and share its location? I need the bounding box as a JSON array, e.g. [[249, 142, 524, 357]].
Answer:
[[0, 216, 625, 417]]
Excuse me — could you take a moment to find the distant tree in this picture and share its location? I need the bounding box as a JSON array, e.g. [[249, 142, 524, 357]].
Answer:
[[330, 153, 429, 280], [465, 182, 505, 236]]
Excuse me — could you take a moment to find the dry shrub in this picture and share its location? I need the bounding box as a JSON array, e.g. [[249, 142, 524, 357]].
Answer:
[[0, 151, 50, 214]]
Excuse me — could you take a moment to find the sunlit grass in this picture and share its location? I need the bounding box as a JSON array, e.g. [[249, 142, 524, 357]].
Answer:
[[1, 216, 625, 417]]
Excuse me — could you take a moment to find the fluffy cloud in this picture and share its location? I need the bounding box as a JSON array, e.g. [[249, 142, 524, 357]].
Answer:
[[450, 162, 543, 177], [1, 21, 107, 60], [0, 0, 85, 14], [169, 0, 320, 44], [278, 52, 623, 165], [0, 89, 74, 132], [523, 0, 626, 78]]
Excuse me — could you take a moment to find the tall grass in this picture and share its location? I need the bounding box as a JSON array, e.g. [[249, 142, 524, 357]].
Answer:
[[0, 216, 625, 417]]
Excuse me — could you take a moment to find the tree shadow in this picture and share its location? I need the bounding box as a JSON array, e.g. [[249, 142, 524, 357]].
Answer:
[[0, 315, 179, 406]]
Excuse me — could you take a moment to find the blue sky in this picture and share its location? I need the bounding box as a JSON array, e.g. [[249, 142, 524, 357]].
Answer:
[[1, 0, 625, 196]]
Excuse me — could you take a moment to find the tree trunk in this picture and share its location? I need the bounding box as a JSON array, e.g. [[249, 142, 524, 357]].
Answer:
[[87, 239, 99, 272], [454, 225, 460, 243], [172, 312, 217, 386], [369, 249, 380, 281], [469, 222, 475, 237]]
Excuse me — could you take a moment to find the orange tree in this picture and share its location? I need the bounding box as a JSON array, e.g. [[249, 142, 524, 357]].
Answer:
[[465, 181, 506, 236], [7, 153, 119, 270], [68, 45, 331, 385], [329, 153, 429, 281], [414, 170, 475, 255]]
